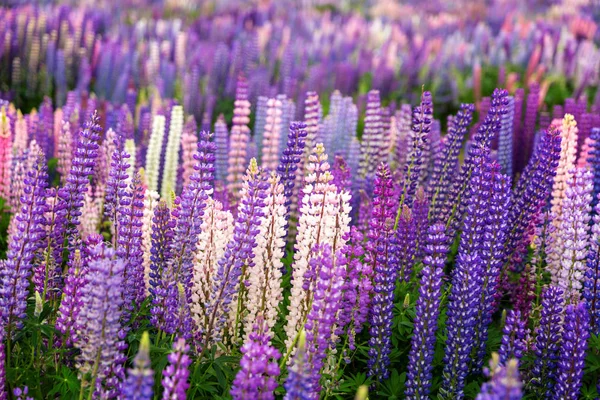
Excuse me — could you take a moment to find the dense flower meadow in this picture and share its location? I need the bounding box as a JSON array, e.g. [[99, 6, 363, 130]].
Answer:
[[0, 0, 600, 399]]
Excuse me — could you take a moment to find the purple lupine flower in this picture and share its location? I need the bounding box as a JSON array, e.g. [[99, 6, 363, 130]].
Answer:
[[162, 338, 191, 400], [590, 128, 600, 208], [227, 75, 252, 203], [476, 355, 522, 400], [204, 159, 267, 346], [0, 328, 5, 400], [0, 152, 48, 336], [529, 286, 565, 398], [506, 128, 561, 272], [585, 195, 600, 334], [471, 164, 511, 371], [51, 111, 102, 291], [498, 310, 527, 365], [122, 332, 153, 400], [518, 83, 539, 173], [396, 206, 417, 282], [441, 89, 508, 232], [555, 302, 590, 400], [75, 247, 125, 395], [330, 155, 352, 193], [304, 244, 345, 397], [170, 131, 215, 293], [396, 91, 432, 218], [405, 223, 448, 400], [337, 227, 370, 351], [412, 188, 430, 260], [253, 96, 268, 163], [56, 248, 86, 347], [498, 96, 515, 177], [393, 104, 412, 171], [276, 121, 307, 215], [149, 201, 175, 332], [440, 157, 495, 400], [104, 129, 130, 237], [12, 386, 32, 400], [284, 331, 311, 400], [116, 172, 146, 316], [366, 164, 399, 381], [428, 103, 474, 219], [358, 90, 383, 179], [214, 115, 229, 182], [231, 316, 281, 400]]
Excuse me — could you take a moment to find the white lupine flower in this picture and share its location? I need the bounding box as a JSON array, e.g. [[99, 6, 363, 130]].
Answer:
[[145, 115, 166, 192], [161, 105, 184, 201]]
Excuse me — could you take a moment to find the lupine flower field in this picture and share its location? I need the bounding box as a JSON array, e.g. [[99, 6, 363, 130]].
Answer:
[[0, 0, 600, 399]]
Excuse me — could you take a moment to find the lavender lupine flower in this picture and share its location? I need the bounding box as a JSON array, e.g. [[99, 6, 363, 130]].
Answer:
[[590, 128, 600, 208], [227, 75, 252, 203], [405, 223, 448, 400], [51, 112, 102, 290], [555, 302, 590, 400], [253, 96, 268, 163], [440, 157, 494, 400], [498, 310, 527, 365], [122, 332, 153, 400], [231, 316, 281, 400], [529, 286, 565, 398], [0, 152, 48, 336], [304, 244, 345, 397], [506, 128, 562, 272], [277, 121, 307, 214], [331, 156, 352, 193], [75, 248, 125, 396], [395, 91, 432, 220], [56, 249, 85, 347], [585, 196, 600, 334], [498, 96, 515, 177], [393, 104, 412, 171], [428, 103, 474, 219], [204, 159, 267, 347], [396, 206, 417, 282], [358, 90, 383, 179], [476, 354, 522, 400], [336, 227, 369, 351], [162, 338, 191, 400], [284, 331, 312, 400], [12, 386, 32, 400], [519, 83, 540, 173], [170, 131, 215, 293], [367, 164, 399, 381], [412, 188, 430, 260], [214, 114, 229, 182]]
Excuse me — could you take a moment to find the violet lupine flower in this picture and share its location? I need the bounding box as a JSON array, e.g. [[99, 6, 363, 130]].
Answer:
[[585, 196, 600, 334], [149, 201, 175, 332], [367, 164, 399, 381], [204, 159, 267, 347], [304, 244, 345, 397], [393, 104, 412, 171], [405, 223, 448, 400], [476, 354, 522, 400], [498, 96, 515, 177], [75, 247, 125, 395], [56, 248, 86, 347], [589, 128, 600, 208], [529, 286, 565, 398], [396, 206, 417, 282], [214, 114, 229, 182], [336, 227, 369, 351], [331, 155, 352, 193], [104, 130, 130, 235], [428, 103, 474, 219], [412, 188, 429, 260], [358, 90, 383, 179], [396, 91, 432, 218], [51, 112, 102, 285], [277, 121, 307, 214], [231, 316, 281, 400], [227, 75, 252, 203], [162, 338, 191, 400], [519, 83, 540, 173], [253, 96, 268, 163], [284, 331, 312, 400], [440, 157, 494, 400], [170, 131, 215, 294], [0, 151, 48, 336], [498, 310, 527, 365], [12, 386, 32, 400], [555, 302, 590, 400], [122, 332, 153, 400], [262, 98, 284, 171], [506, 128, 561, 272]]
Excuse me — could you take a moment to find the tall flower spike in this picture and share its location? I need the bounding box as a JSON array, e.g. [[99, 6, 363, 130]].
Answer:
[[161, 105, 184, 200], [214, 114, 229, 182], [122, 332, 153, 400], [262, 98, 283, 171], [550, 115, 579, 219], [529, 286, 565, 398], [276, 121, 307, 216], [366, 163, 398, 381], [231, 316, 281, 400], [476, 354, 522, 400], [145, 115, 166, 192], [75, 248, 125, 396], [498, 310, 527, 365], [405, 223, 448, 400], [497, 96, 514, 177], [555, 302, 590, 400], [284, 331, 312, 400], [227, 75, 252, 204], [0, 151, 48, 335], [585, 195, 600, 334], [358, 90, 383, 179], [162, 338, 191, 400], [395, 90, 432, 220], [393, 104, 412, 171], [396, 206, 417, 282], [181, 124, 199, 188], [590, 128, 600, 208], [204, 159, 267, 347]]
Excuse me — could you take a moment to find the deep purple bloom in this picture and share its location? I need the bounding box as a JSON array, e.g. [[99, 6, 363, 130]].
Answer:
[[277, 121, 307, 214], [585, 196, 600, 334], [162, 338, 191, 400], [498, 310, 527, 365]]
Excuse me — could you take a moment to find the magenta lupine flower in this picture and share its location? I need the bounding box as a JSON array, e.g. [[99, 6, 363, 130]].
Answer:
[[75, 247, 125, 395], [162, 338, 191, 400], [231, 316, 281, 400], [498, 310, 527, 365], [555, 302, 590, 400], [122, 332, 153, 400], [476, 354, 522, 400], [530, 286, 565, 397], [304, 244, 345, 397], [0, 151, 48, 336], [367, 164, 399, 381], [405, 223, 448, 400]]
